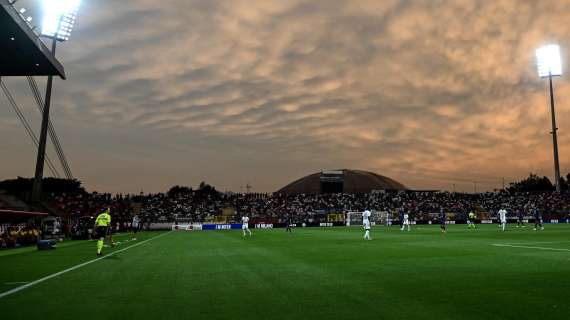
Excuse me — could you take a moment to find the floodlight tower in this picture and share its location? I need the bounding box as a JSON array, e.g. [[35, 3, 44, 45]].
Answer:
[[31, 0, 80, 202], [536, 44, 563, 192]]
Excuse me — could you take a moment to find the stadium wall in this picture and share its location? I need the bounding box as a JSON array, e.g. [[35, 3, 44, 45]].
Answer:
[[150, 216, 570, 231]]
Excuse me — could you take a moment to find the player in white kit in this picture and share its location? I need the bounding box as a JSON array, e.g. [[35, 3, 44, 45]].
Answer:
[[362, 210, 371, 240], [242, 215, 252, 237], [131, 214, 140, 240], [401, 212, 410, 231], [498, 208, 507, 231]]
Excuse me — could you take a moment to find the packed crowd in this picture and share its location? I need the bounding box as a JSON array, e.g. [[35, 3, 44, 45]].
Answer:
[[49, 192, 134, 226], [42, 190, 570, 224], [136, 192, 570, 221], [139, 192, 223, 223]]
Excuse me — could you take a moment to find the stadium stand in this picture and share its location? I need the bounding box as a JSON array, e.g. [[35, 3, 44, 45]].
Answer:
[[37, 190, 570, 227], [2, 175, 570, 233], [0, 190, 30, 211]]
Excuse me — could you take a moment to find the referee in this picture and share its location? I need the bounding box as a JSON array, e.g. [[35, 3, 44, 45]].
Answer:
[[94, 208, 112, 256]]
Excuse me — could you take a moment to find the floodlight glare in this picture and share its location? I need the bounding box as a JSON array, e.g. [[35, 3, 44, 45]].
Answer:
[[41, 0, 81, 41], [536, 44, 562, 78]]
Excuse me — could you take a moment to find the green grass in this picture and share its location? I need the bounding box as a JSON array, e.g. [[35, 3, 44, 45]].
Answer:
[[1, 224, 570, 319]]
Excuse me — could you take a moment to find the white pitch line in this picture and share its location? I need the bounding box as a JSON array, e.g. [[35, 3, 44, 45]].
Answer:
[[0, 231, 172, 300], [503, 241, 570, 245], [492, 243, 570, 252]]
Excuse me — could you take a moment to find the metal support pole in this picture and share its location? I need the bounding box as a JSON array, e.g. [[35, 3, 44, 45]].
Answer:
[[31, 38, 57, 202], [548, 73, 561, 192]]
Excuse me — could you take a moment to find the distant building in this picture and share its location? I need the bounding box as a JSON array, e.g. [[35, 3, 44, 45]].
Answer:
[[276, 169, 407, 195]]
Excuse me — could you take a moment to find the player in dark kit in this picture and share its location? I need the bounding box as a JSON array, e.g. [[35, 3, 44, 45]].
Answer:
[[285, 214, 292, 233], [398, 207, 405, 230], [439, 208, 446, 233], [516, 208, 525, 228], [532, 206, 544, 231]]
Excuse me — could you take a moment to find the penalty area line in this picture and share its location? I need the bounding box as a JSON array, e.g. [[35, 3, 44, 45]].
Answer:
[[491, 243, 570, 252], [0, 231, 173, 300]]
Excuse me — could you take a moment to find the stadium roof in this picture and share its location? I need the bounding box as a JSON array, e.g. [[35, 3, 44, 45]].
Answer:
[[0, 209, 48, 222], [276, 169, 408, 195], [0, 0, 65, 79]]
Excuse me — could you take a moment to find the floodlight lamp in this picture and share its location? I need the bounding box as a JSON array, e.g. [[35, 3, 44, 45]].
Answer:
[[41, 0, 81, 42], [536, 44, 562, 78]]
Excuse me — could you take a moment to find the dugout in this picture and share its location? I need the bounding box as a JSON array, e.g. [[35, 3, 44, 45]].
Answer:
[[0, 209, 47, 249]]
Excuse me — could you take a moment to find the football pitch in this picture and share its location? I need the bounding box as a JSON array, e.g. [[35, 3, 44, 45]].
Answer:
[[1, 224, 569, 320]]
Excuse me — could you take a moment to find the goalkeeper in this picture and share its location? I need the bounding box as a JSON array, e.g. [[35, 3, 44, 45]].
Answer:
[[94, 208, 112, 256]]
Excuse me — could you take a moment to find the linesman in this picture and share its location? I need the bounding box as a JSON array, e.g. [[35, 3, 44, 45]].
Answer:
[[94, 208, 112, 256]]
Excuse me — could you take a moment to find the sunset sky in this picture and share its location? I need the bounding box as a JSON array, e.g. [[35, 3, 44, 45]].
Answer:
[[1, 0, 570, 194]]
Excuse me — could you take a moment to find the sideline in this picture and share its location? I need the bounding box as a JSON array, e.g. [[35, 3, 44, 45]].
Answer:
[[0, 233, 138, 258], [0, 231, 172, 299]]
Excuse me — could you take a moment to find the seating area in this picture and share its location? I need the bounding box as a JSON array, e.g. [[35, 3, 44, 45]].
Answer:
[[42, 190, 570, 224]]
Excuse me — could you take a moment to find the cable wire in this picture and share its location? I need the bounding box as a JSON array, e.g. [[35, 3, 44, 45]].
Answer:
[[0, 78, 61, 177]]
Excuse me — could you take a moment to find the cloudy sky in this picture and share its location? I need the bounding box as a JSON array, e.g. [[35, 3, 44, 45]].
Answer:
[[2, 0, 570, 193]]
